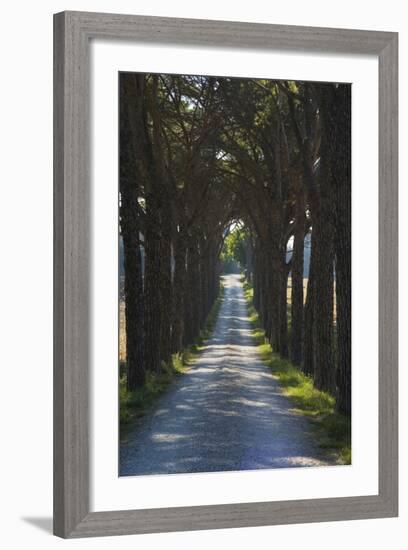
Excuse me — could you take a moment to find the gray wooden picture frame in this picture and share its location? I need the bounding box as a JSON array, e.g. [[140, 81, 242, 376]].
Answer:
[[53, 11, 398, 538]]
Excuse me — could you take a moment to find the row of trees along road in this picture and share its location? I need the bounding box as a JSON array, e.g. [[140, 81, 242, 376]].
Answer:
[[119, 73, 351, 416]]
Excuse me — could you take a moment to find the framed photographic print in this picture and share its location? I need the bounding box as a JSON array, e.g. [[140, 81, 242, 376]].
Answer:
[[53, 11, 398, 538]]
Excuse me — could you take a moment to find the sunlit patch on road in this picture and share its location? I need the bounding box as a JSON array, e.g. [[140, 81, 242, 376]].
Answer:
[[120, 275, 333, 476]]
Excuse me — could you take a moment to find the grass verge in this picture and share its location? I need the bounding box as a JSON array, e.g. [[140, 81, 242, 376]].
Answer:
[[243, 279, 351, 465], [119, 284, 224, 439]]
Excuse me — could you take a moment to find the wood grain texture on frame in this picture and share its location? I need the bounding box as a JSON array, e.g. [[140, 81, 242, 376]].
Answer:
[[53, 11, 398, 538]]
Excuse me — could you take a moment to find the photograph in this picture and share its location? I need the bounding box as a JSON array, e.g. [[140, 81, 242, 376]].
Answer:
[[118, 72, 351, 476], [1, 0, 401, 544]]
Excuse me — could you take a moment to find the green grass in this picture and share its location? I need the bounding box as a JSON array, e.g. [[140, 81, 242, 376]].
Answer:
[[120, 284, 224, 438], [243, 280, 351, 465]]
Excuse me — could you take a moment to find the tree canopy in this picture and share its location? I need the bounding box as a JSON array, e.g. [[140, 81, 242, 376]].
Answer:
[[119, 73, 351, 415]]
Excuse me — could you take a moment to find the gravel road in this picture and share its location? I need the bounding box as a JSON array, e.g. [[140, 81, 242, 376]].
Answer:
[[120, 274, 332, 476]]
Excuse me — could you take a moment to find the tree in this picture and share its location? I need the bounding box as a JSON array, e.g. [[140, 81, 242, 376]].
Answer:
[[331, 85, 352, 415], [119, 73, 146, 389], [119, 72, 351, 418]]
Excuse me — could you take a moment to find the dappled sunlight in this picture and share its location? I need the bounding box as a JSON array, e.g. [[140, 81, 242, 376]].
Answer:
[[151, 433, 190, 443], [118, 75, 352, 475], [120, 274, 331, 476]]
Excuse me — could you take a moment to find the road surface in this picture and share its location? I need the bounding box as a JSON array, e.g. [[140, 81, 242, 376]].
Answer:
[[120, 274, 332, 476]]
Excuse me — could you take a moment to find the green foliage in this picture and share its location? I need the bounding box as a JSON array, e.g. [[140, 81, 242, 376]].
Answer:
[[119, 367, 180, 427], [120, 284, 225, 437], [221, 226, 249, 273], [243, 280, 351, 465]]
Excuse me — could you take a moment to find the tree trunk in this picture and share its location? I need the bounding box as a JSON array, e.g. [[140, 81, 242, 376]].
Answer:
[[184, 234, 201, 346], [122, 234, 145, 389], [311, 98, 335, 393], [332, 85, 352, 415], [144, 202, 162, 373], [119, 73, 146, 389], [312, 216, 335, 393], [199, 240, 210, 326], [303, 230, 315, 377], [171, 228, 186, 353], [148, 74, 171, 368], [279, 259, 289, 358], [290, 193, 306, 366], [159, 210, 173, 365], [268, 254, 281, 352], [246, 236, 253, 283]]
